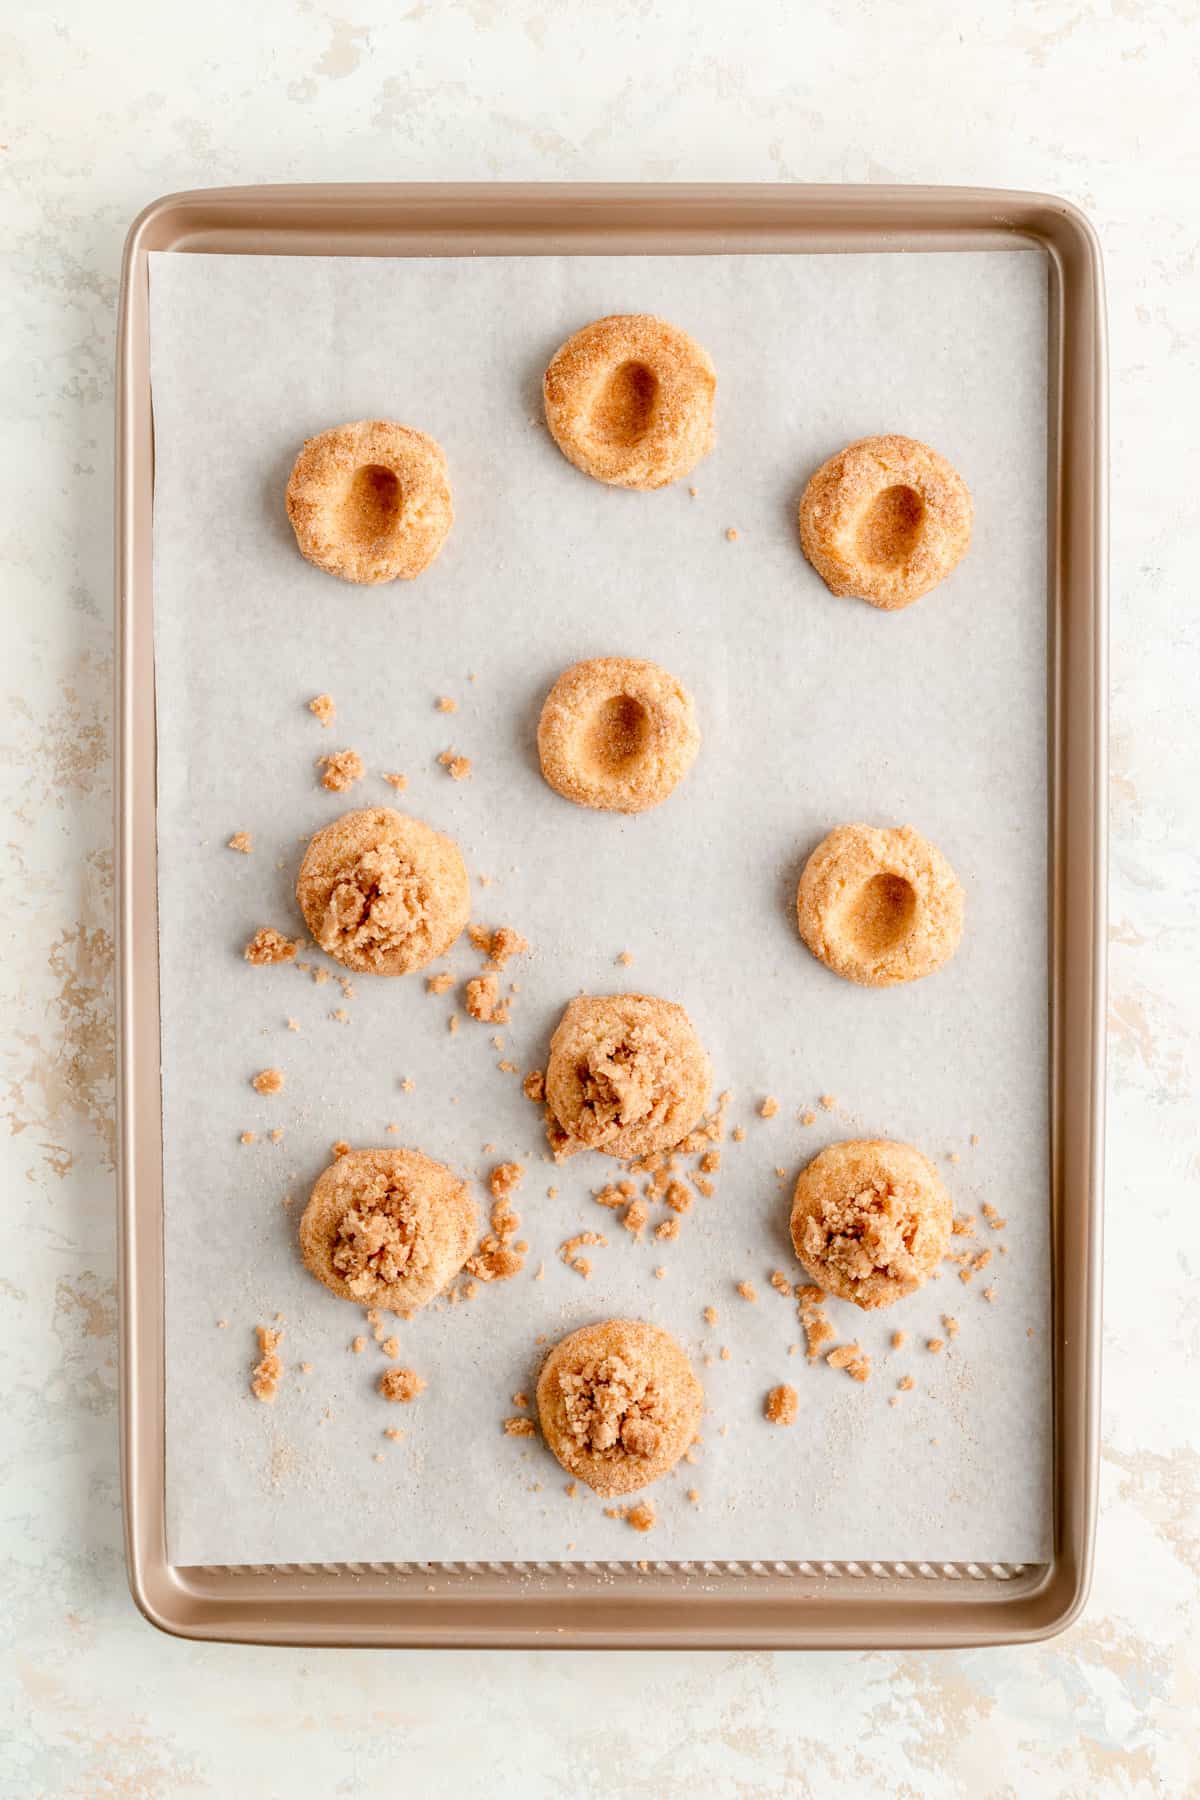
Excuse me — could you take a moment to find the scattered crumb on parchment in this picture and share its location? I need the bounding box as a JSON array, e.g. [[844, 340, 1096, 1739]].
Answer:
[[798, 1285, 836, 1361], [269, 1128, 284, 1144], [426, 970, 454, 995], [470, 924, 529, 971], [523, 1069, 546, 1103], [318, 748, 364, 792], [489, 1161, 524, 1200], [400, 1077, 415, 1093], [604, 1501, 656, 1533], [308, 693, 336, 727], [765, 1384, 798, 1425], [654, 1218, 679, 1241], [725, 527, 739, 542], [245, 926, 299, 965], [382, 771, 408, 791], [703, 1306, 719, 1327], [503, 1417, 537, 1437], [381, 1335, 401, 1358], [436, 696, 457, 713], [286, 1017, 301, 1031], [438, 749, 472, 780], [799, 1110, 817, 1127], [560, 1232, 606, 1278], [898, 1375, 915, 1392], [926, 1338, 945, 1355], [827, 1343, 871, 1382], [252, 1067, 284, 1095], [759, 1096, 779, 1119], [819, 1094, 837, 1111], [769, 1270, 792, 1297], [616, 949, 634, 966], [239, 1130, 256, 1146], [379, 1368, 425, 1403], [735, 1280, 758, 1303], [892, 1330, 907, 1350], [384, 1427, 404, 1442], [250, 1325, 283, 1402], [982, 1202, 1007, 1230], [228, 831, 253, 854], [942, 1315, 960, 1338], [466, 974, 501, 1021], [732, 1125, 746, 1143], [351, 1336, 366, 1354]]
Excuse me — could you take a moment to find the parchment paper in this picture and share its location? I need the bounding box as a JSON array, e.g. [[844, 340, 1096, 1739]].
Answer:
[[150, 248, 1051, 1566]]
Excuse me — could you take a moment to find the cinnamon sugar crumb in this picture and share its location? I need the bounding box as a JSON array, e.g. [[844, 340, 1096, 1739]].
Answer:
[[425, 971, 454, 995], [448, 1013, 459, 1034], [891, 1330, 907, 1350], [769, 1270, 792, 1297], [765, 1383, 798, 1425], [725, 527, 739, 542], [983, 1285, 998, 1303], [970, 1133, 981, 1147], [245, 926, 300, 966], [381, 1336, 400, 1358], [818, 1094, 837, 1111], [308, 693, 336, 727], [926, 1338, 945, 1355], [503, 1416, 537, 1437], [560, 1232, 605, 1277], [286, 1018, 300, 1032], [663, 1181, 693, 1214], [384, 1427, 404, 1442], [331, 1139, 351, 1159], [483, 925, 529, 970], [653, 1266, 666, 1280], [732, 1125, 746, 1143], [898, 1375, 915, 1391], [759, 1096, 779, 1119], [239, 1131, 256, 1146], [250, 1325, 283, 1402], [604, 1501, 656, 1533], [511, 1391, 529, 1408], [692, 1176, 715, 1199], [252, 1067, 284, 1095], [465, 974, 500, 1021], [942, 1315, 961, 1338], [797, 1285, 836, 1361], [687, 1488, 700, 1504], [982, 1203, 1007, 1230], [735, 1281, 758, 1304], [827, 1343, 872, 1381], [952, 1214, 977, 1237], [331, 1007, 350, 1023], [379, 1368, 424, 1403], [438, 749, 472, 781], [948, 1151, 961, 1163], [700, 1150, 721, 1174], [800, 1110, 817, 1126], [719, 1346, 731, 1362], [400, 1078, 415, 1093], [382, 771, 408, 791], [523, 1069, 546, 1103], [351, 1336, 366, 1354], [703, 1306, 719, 1326], [318, 748, 365, 792], [616, 949, 634, 966], [622, 1197, 650, 1240], [654, 1218, 679, 1241], [269, 1128, 284, 1144], [489, 1162, 524, 1200], [436, 696, 457, 713], [228, 832, 253, 854]]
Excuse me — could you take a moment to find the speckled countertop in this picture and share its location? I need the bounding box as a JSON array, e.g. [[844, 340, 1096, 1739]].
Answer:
[[2, 4, 1196, 1795]]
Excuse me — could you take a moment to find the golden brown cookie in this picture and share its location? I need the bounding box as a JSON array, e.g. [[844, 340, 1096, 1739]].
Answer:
[[300, 1147, 477, 1315], [798, 434, 972, 610], [544, 992, 711, 1160], [543, 314, 716, 490], [297, 807, 469, 976], [789, 1139, 952, 1310], [286, 419, 453, 585], [536, 1318, 703, 1497], [537, 657, 700, 814], [796, 823, 964, 987]]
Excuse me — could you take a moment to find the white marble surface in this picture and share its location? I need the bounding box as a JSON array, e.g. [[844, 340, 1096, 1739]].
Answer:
[[1, 2, 1195, 1794]]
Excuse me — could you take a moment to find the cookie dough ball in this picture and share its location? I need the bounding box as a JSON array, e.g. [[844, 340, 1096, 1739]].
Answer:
[[300, 1147, 477, 1316], [537, 657, 700, 814], [286, 419, 453, 585], [796, 823, 964, 987], [297, 807, 469, 976], [544, 993, 712, 1161], [790, 1140, 952, 1310], [536, 1319, 703, 1497], [799, 434, 972, 610], [543, 314, 716, 490]]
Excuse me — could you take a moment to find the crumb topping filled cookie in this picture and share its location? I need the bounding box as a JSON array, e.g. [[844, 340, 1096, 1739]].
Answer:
[[799, 433, 972, 610], [300, 1147, 477, 1315], [789, 1139, 952, 1310], [537, 656, 700, 814], [544, 992, 712, 1161], [296, 807, 470, 976], [796, 822, 964, 987], [286, 419, 453, 585], [536, 1318, 703, 1496], [543, 314, 716, 490]]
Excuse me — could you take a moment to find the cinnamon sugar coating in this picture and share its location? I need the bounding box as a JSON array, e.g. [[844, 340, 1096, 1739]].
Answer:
[[537, 657, 700, 815], [286, 419, 452, 585], [544, 993, 711, 1161], [536, 1318, 703, 1497], [799, 434, 972, 610], [796, 823, 964, 987], [543, 314, 715, 490], [789, 1139, 952, 1311], [300, 1147, 476, 1316], [296, 806, 469, 976]]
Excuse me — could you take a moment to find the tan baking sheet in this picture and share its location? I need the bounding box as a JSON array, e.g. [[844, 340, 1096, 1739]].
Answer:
[[149, 248, 1051, 1567]]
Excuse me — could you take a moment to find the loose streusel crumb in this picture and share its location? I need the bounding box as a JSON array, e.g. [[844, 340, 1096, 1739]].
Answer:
[[953, 1215, 977, 1237], [700, 1150, 721, 1174], [309, 693, 336, 727], [438, 749, 472, 781], [504, 1416, 538, 1437], [759, 1096, 779, 1119], [298, 1361, 313, 1375], [436, 696, 457, 713], [512, 1391, 529, 1408], [400, 1078, 415, 1093], [286, 1017, 301, 1032], [523, 1069, 546, 1104], [982, 1203, 1007, 1230], [797, 1285, 836, 1361], [827, 1343, 872, 1382], [426, 970, 454, 995], [719, 1346, 731, 1362], [245, 926, 300, 966], [655, 1218, 679, 1241], [736, 1281, 758, 1303], [382, 771, 408, 791], [800, 1110, 817, 1127], [381, 1335, 400, 1358], [228, 832, 253, 854], [482, 925, 529, 971], [318, 748, 365, 792], [351, 1336, 366, 1354], [623, 1197, 650, 1240], [466, 974, 500, 1021], [331, 1007, 350, 1023], [687, 1487, 701, 1504], [560, 1232, 606, 1277], [252, 1067, 284, 1095], [239, 1131, 256, 1146], [653, 1266, 666, 1280], [983, 1285, 998, 1303], [948, 1151, 961, 1163], [898, 1375, 915, 1391], [703, 1306, 719, 1326], [269, 1128, 284, 1144], [765, 1383, 799, 1425], [379, 1367, 425, 1403], [663, 1181, 693, 1214], [725, 527, 739, 542], [892, 1330, 907, 1350], [603, 1501, 656, 1533], [384, 1427, 404, 1442], [819, 1094, 837, 1111], [217, 1319, 228, 1329], [489, 1162, 524, 1201], [448, 1013, 459, 1034], [927, 1338, 945, 1354], [970, 1133, 981, 1147], [331, 1139, 351, 1159], [250, 1325, 283, 1402], [942, 1315, 960, 1338], [769, 1270, 793, 1297], [464, 1195, 527, 1285]]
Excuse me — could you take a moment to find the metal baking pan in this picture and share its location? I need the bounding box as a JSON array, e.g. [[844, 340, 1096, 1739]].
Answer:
[[115, 183, 1106, 1647]]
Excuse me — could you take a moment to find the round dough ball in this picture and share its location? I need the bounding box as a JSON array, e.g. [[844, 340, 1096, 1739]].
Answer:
[[544, 993, 712, 1161], [300, 1147, 477, 1316], [798, 434, 972, 610], [796, 823, 964, 988], [790, 1139, 952, 1310], [297, 807, 469, 976], [537, 656, 700, 815], [536, 1318, 703, 1497], [286, 419, 453, 585], [542, 314, 716, 490]]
